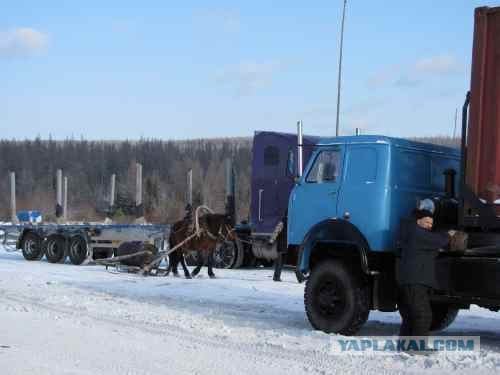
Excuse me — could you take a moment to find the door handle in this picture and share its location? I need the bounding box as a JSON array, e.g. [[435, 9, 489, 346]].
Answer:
[[258, 189, 264, 222], [328, 191, 337, 196]]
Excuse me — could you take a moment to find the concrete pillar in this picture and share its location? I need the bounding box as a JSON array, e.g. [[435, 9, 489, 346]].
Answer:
[[110, 173, 116, 208], [63, 176, 68, 221], [56, 169, 63, 218], [10, 172, 18, 224]]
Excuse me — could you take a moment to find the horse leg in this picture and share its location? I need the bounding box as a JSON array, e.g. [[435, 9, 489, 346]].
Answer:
[[172, 252, 180, 276], [191, 251, 203, 277], [179, 253, 192, 279], [165, 255, 172, 276], [207, 250, 216, 279]]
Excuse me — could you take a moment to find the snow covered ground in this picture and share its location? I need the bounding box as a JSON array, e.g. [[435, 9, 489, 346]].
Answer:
[[1, 248, 500, 374]]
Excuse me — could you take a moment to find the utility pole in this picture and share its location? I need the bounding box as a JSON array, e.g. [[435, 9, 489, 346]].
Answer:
[[335, 0, 348, 137]]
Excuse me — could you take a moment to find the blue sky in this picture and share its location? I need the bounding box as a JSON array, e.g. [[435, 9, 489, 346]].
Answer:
[[1, 0, 498, 140]]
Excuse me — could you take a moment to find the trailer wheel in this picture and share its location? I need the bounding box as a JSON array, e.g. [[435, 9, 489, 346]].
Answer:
[[21, 232, 44, 261], [213, 241, 237, 269], [69, 236, 88, 265], [44, 235, 67, 263], [430, 303, 459, 332], [305, 259, 370, 335]]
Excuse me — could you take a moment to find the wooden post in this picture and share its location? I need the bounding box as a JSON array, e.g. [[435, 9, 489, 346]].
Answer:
[[10, 172, 18, 224]]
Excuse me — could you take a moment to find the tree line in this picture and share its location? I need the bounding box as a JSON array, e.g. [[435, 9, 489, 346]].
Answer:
[[0, 135, 459, 224], [0, 137, 252, 223]]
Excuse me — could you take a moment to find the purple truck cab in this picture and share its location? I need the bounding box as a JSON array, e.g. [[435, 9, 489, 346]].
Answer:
[[250, 131, 319, 235]]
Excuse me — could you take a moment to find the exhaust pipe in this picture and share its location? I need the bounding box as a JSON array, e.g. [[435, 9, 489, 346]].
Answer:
[[297, 120, 303, 177]]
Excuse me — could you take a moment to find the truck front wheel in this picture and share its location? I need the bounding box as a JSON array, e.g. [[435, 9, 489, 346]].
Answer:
[[430, 303, 459, 332], [305, 259, 370, 335]]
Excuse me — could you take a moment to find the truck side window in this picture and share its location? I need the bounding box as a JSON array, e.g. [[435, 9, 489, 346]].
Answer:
[[306, 150, 340, 183], [348, 147, 377, 183], [264, 146, 280, 166], [398, 151, 430, 188]]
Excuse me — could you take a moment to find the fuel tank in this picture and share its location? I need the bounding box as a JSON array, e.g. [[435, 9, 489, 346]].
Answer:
[[466, 6, 500, 204]]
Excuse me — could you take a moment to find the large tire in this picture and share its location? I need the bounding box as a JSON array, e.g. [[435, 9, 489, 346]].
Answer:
[[21, 232, 44, 261], [115, 242, 158, 267], [213, 241, 238, 269], [430, 303, 459, 332], [44, 235, 67, 263], [68, 236, 88, 265], [305, 259, 370, 335], [92, 247, 113, 260]]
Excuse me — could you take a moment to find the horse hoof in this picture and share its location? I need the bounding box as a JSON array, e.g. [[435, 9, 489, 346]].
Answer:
[[185, 275, 192, 279], [209, 275, 216, 279]]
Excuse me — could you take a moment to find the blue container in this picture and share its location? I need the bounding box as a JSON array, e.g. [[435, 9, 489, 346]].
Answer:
[[17, 210, 43, 224]]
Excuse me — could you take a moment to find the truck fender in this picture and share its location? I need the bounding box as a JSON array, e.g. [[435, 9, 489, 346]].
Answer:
[[295, 219, 371, 282]]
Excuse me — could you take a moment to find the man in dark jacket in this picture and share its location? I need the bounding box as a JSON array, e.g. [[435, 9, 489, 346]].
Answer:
[[398, 202, 450, 337]]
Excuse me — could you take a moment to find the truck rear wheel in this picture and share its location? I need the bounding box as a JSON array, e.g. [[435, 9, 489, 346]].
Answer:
[[69, 236, 88, 265], [305, 259, 370, 335], [430, 303, 459, 332], [21, 232, 44, 261], [44, 235, 67, 263]]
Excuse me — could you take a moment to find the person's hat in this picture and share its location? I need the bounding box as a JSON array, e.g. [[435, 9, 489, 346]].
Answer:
[[415, 198, 435, 219]]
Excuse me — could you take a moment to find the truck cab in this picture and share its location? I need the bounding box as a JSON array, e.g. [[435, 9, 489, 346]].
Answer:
[[288, 135, 462, 335]]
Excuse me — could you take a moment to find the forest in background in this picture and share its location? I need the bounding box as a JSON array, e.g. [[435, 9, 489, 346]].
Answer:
[[0, 135, 459, 224]]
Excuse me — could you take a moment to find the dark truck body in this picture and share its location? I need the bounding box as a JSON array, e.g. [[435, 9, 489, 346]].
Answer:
[[232, 131, 320, 267]]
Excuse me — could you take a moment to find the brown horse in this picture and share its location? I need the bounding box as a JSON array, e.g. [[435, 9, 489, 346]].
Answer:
[[167, 213, 235, 279]]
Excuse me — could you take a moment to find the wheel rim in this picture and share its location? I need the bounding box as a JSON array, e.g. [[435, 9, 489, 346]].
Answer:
[[70, 240, 84, 259], [46, 240, 59, 258], [24, 239, 37, 255], [213, 242, 236, 268], [315, 278, 346, 318]]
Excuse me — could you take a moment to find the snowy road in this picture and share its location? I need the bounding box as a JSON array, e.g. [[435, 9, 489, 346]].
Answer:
[[1, 249, 500, 374]]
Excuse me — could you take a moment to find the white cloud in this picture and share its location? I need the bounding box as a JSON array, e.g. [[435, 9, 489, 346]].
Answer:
[[0, 27, 49, 57], [368, 54, 460, 89], [414, 55, 459, 74], [216, 61, 282, 95]]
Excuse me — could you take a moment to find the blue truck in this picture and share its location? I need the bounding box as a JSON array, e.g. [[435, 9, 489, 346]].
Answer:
[[288, 131, 464, 334], [232, 5, 500, 335]]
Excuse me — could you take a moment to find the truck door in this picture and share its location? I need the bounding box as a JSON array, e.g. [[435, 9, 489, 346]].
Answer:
[[289, 146, 344, 242], [252, 137, 291, 234]]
